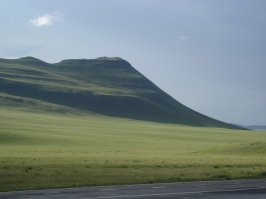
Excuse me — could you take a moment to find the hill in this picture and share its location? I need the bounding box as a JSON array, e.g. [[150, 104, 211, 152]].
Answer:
[[245, 125, 266, 131], [0, 56, 240, 129]]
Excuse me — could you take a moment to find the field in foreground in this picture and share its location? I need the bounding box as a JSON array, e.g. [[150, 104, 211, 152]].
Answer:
[[0, 108, 266, 192]]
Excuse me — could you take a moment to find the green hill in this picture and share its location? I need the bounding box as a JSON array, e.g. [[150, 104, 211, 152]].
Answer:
[[0, 56, 240, 129]]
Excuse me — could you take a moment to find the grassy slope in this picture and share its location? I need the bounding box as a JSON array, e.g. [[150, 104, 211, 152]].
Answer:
[[1, 56, 263, 192], [0, 57, 240, 128], [0, 107, 266, 191]]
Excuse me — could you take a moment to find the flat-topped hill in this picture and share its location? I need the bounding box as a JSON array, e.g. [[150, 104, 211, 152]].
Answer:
[[0, 57, 241, 129]]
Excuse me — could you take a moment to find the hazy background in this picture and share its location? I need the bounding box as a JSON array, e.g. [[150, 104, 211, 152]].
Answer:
[[0, 0, 265, 125]]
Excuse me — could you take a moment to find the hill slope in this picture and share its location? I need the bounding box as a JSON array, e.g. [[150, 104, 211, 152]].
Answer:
[[0, 56, 240, 129]]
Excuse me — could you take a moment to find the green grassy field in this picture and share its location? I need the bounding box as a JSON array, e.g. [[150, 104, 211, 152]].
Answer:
[[0, 107, 266, 192]]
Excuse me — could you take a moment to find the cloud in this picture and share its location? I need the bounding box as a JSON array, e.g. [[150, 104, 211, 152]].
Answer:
[[29, 12, 63, 27], [178, 35, 189, 41]]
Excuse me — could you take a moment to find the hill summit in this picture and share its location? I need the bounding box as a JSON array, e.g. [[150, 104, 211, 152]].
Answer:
[[0, 56, 241, 129]]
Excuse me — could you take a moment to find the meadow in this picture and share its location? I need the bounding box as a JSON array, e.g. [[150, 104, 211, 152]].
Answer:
[[1, 107, 266, 191]]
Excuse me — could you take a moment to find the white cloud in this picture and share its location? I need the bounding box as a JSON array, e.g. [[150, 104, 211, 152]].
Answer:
[[29, 12, 63, 27], [178, 35, 189, 41]]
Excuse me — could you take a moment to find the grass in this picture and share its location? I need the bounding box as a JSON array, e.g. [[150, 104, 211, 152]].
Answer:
[[0, 107, 266, 192]]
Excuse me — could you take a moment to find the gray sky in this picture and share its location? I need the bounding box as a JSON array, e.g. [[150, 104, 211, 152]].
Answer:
[[0, 0, 265, 125]]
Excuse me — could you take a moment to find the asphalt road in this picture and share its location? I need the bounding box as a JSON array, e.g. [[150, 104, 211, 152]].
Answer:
[[1, 179, 266, 199]]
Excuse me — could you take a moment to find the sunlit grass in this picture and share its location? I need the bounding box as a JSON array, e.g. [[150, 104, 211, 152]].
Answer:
[[0, 108, 266, 191]]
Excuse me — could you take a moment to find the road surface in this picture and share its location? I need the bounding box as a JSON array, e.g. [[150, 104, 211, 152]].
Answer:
[[1, 179, 266, 199]]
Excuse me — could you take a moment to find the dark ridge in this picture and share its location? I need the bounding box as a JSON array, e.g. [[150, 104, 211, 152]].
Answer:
[[17, 56, 44, 62], [96, 57, 124, 61], [0, 56, 245, 130], [56, 57, 130, 67], [17, 56, 49, 66], [0, 56, 49, 66]]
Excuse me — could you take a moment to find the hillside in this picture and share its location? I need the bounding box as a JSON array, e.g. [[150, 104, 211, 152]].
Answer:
[[245, 125, 266, 131], [0, 56, 240, 129]]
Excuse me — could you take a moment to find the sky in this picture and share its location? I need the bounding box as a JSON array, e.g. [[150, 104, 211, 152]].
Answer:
[[0, 0, 265, 125]]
